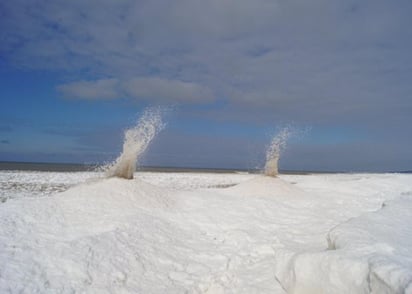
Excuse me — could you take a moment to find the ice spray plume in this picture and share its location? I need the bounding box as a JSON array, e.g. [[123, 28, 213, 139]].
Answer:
[[106, 108, 165, 179], [264, 128, 291, 177]]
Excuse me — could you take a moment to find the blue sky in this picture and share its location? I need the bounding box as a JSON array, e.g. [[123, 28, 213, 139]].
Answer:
[[1, 0, 411, 171]]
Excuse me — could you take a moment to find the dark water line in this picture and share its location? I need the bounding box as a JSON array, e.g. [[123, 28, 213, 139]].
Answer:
[[0, 161, 97, 172], [2, 161, 408, 174]]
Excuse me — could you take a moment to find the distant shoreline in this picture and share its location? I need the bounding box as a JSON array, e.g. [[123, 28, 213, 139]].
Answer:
[[0, 161, 410, 174]]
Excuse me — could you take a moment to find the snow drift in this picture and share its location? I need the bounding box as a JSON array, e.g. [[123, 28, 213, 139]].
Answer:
[[0, 172, 411, 293], [273, 180, 412, 294]]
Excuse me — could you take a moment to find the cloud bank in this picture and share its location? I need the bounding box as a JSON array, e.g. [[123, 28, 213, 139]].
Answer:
[[2, 0, 411, 120]]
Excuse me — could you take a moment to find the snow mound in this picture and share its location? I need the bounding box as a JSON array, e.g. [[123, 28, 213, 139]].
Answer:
[[0, 178, 178, 293], [52, 177, 176, 238], [275, 195, 412, 294], [221, 175, 307, 199], [58, 177, 175, 211]]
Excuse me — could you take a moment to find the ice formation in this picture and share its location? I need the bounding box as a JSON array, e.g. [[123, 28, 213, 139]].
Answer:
[[264, 128, 290, 177], [105, 108, 164, 179]]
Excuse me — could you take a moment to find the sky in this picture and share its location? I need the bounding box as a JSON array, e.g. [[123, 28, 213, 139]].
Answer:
[[0, 0, 411, 172]]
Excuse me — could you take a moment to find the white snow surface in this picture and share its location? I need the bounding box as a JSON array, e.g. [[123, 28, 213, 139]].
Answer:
[[0, 171, 411, 293]]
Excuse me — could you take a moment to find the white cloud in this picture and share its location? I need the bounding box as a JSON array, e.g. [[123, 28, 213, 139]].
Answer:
[[123, 77, 214, 103], [57, 77, 215, 104], [57, 79, 119, 100]]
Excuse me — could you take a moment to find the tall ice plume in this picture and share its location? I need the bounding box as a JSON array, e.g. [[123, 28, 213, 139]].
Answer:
[[105, 108, 165, 179], [264, 128, 290, 177]]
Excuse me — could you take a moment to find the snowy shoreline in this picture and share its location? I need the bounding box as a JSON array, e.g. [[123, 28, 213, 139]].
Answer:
[[1, 171, 411, 293]]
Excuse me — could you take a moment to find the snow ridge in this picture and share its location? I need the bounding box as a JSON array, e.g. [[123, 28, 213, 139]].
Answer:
[[275, 194, 412, 294]]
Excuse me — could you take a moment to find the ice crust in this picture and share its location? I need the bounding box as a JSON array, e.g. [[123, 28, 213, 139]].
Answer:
[[0, 171, 411, 293], [274, 196, 412, 294], [0, 171, 101, 202]]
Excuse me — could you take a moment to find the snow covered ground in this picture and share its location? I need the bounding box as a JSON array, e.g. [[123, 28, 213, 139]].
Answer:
[[0, 171, 411, 293]]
